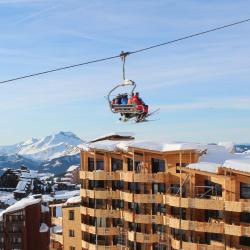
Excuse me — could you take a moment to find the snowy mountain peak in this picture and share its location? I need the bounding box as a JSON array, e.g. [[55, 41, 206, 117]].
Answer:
[[0, 131, 85, 161]]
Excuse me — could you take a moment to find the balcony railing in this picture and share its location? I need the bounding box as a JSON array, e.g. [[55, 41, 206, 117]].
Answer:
[[81, 223, 119, 235], [127, 231, 160, 243], [51, 217, 62, 226], [82, 240, 123, 250], [51, 233, 63, 245]]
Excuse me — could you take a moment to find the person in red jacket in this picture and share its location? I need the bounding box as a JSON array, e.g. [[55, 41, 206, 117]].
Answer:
[[133, 92, 143, 112]]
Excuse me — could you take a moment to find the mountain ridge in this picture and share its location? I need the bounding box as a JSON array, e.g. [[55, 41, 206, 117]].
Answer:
[[0, 131, 85, 174]]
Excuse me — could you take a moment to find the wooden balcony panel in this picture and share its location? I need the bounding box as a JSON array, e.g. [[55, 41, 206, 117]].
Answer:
[[51, 217, 62, 226], [51, 233, 63, 245], [122, 210, 133, 222], [127, 231, 160, 243], [225, 201, 250, 213], [164, 194, 224, 210], [134, 193, 163, 203], [225, 224, 250, 237], [170, 236, 224, 250], [166, 216, 224, 234], [82, 240, 119, 250], [80, 170, 85, 179], [81, 207, 121, 218], [81, 223, 119, 235], [120, 191, 133, 203], [122, 211, 163, 224], [120, 172, 165, 183], [81, 189, 120, 199]]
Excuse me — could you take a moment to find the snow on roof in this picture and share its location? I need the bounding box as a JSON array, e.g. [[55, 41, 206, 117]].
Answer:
[[223, 158, 250, 173], [20, 170, 38, 179], [54, 190, 80, 201], [67, 165, 79, 172], [218, 141, 235, 153], [187, 162, 220, 173], [42, 194, 54, 202], [39, 223, 49, 233], [200, 144, 242, 164], [83, 140, 206, 153], [0, 196, 41, 220], [15, 180, 30, 192], [41, 204, 49, 213], [65, 195, 81, 205]]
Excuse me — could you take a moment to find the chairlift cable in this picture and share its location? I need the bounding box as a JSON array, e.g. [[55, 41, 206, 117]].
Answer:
[[0, 17, 250, 85]]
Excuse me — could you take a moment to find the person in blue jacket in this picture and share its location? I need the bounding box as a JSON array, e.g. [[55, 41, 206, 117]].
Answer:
[[121, 94, 128, 105]]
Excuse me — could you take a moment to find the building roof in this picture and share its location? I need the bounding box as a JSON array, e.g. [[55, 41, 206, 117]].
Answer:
[[81, 137, 250, 174], [0, 196, 41, 221], [81, 140, 207, 153], [67, 165, 79, 172], [65, 195, 81, 205]]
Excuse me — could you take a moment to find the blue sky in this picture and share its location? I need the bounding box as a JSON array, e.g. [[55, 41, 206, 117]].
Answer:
[[0, 0, 250, 145]]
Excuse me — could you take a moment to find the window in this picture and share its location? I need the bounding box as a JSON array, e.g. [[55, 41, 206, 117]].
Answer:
[[127, 158, 141, 171], [112, 180, 124, 190], [152, 158, 165, 173], [240, 236, 250, 246], [69, 210, 74, 220], [69, 247, 75, 250], [240, 183, 250, 199], [69, 229, 75, 237], [111, 158, 123, 171], [88, 158, 104, 171], [89, 180, 105, 189], [205, 180, 222, 197], [240, 212, 250, 223]]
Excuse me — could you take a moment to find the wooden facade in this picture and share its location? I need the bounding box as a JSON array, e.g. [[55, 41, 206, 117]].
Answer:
[[79, 146, 250, 250]]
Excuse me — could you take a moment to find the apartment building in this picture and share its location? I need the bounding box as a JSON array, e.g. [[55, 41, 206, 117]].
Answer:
[[0, 195, 50, 250], [79, 139, 250, 250], [50, 196, 81, 250]]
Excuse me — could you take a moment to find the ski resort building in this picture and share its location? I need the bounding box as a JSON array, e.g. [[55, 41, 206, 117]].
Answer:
[[0, 195, 50, 250], [79, 138, 250, 250], [50, 196, 81, 250]]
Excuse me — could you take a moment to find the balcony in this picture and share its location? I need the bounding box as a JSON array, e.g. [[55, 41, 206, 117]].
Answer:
[[81, 188, 120, 200], [120, 191, 163, 203], [225, 200, 250, 212], [170, 236, 224, 250], [127, 231, 160, 243], [120, 172, 165, 183], [81, 223, 119, 235], [164, 194, 224, 210], [82, 240, 121, 250], [225, 224, 250, 237], [122, 210, 163, 224], [81, 171, 119, 180], [81, 206, 121, 218], [51, 233, 63, 245], [166, 216, 224, 234], [51, 217, 62, 226]]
